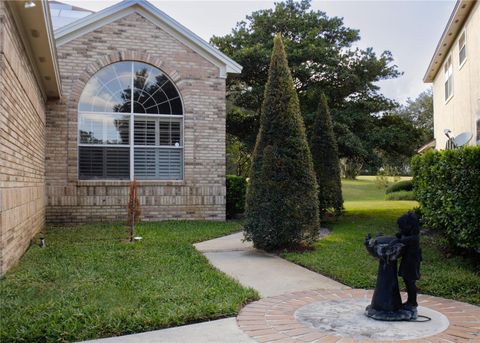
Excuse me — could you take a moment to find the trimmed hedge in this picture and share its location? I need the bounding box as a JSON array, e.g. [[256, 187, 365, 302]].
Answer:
[[226, 175, 247, 218], [412, 147, 480, 249], [385, 180, 413, 194], [385, 191, 416, 201]]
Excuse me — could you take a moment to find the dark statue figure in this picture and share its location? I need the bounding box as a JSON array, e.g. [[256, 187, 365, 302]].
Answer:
[[364, 211, 421, 321]]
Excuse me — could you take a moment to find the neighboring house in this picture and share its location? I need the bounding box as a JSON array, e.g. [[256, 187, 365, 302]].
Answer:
[[424, 0, 479, 150], [0, 0, 241, 275]]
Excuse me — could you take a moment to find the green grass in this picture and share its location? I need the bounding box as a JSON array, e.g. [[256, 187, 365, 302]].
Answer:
[[0, 221, 258, 342], [283, 176, 480, 305]]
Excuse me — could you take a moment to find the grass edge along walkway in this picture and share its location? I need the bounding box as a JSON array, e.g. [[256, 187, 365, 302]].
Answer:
[[283, 176, 480, 306], [0, 221, 259, 343]]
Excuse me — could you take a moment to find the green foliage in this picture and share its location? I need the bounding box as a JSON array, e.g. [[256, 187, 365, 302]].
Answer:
[[226, 134, 251, 177], [385, 180, 413, 194], [374, 166, 401, 188], [212, 0, 401, 170], [226, 175, 247, 218], [245, 34, 319, 251], [372, 114, 424, 170], [0, 221, 258, 342], [393, 88, 434, 143], [310, 94, 343, 216], [283, 177, 479, 305], [385, 191, 416, 201], [412, 147, 480, 249]]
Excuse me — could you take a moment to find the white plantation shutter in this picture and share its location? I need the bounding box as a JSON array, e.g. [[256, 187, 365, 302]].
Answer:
[[134, 118, 156, 145], [79, 147, 130, 179], [134, 148, 182, 180]]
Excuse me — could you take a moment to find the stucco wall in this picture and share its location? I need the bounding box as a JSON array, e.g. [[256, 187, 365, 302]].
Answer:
[[0, 2, 46, 275], [432, 1, 480, 149], [46, 12, 226, 223]]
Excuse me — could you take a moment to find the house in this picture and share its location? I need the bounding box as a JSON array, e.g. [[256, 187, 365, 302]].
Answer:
[[0, 0, 241, 275], [423, 0, 479, 150]]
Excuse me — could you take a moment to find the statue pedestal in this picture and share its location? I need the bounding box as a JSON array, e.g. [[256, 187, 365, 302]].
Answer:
[[364, 236, 416, 321]]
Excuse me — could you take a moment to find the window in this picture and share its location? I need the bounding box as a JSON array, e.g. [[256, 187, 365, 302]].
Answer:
[[444, 55, 453, 101], [458, 31, 466, 67], [78, 61, 183, 180]]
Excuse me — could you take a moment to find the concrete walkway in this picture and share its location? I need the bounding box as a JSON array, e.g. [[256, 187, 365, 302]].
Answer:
[[194, 232, 347, 297], [82, 231, 345, 343], [85, 318, 255, 343]]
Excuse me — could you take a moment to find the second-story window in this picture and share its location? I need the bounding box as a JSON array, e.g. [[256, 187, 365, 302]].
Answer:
[[444, 55, 453, 101], [459, 31, 466, 67]]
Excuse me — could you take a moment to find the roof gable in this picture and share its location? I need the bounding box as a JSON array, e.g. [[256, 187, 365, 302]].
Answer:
[[54, 0, 242, 77]]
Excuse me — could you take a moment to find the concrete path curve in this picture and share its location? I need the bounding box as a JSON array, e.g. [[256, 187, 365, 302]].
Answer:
[[194, 232, 347, 297]]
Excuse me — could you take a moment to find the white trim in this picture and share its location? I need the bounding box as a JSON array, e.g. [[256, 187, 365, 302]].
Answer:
[[444, 54, 454, 104], [54, 0, 242, 77], [41, 0, 62, 97], [458, 29, 467, 70]]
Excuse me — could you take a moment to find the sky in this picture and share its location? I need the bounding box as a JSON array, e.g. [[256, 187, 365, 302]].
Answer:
[[56, 0, 456, 105]]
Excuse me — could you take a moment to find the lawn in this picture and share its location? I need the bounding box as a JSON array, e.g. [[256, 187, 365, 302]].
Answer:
[[283, 176, 480, 305], [0, 221, 258, 342]]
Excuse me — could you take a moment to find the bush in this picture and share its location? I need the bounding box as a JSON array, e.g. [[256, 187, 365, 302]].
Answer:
[[310, 93, 343, 217], [226, 175, 247, 218], [385, 180, 413, 194], [412, 147, 480, 249], [245, 34, 319, 251], [385, 191, 416, 201]]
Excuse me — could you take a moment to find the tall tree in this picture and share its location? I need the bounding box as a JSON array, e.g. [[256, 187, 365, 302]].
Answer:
[[310, 94, 343, 216], [244, 34, 319, 251], [393, 88, 434, 143], [212, 0, 401, 169]]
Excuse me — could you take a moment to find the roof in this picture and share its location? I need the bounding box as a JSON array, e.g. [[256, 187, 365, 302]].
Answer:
[[417, 140, 436, 153], [54, 0, 242, 77], [6, 0, 61, 99], [423, 0, 477, 83], [49, 1, 94, 30]]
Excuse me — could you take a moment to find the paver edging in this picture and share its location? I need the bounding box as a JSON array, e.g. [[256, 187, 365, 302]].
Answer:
[[237, 289, 480, 343]]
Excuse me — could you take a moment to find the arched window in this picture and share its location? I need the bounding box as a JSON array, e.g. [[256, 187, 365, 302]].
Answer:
[[78, 61, 183, 180]]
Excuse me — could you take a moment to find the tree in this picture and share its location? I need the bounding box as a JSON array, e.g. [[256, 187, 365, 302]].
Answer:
[[372, 114, 424, 171], [244, 34, 319, 251], [310, 94, 343, 216], [212, 0, 401, 168], [393, 88, 433, 143]]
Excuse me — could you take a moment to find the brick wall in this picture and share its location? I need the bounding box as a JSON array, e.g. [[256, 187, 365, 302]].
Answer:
[[0, 2, 46, 275], [46, 12, 227, 223]]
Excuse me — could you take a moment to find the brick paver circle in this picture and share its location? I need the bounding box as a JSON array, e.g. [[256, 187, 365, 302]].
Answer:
[[237, 289, 480, 343]]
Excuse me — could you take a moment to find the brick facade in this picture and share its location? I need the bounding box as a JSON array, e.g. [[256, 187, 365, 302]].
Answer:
[[0, 2, 46, 274], [46, 12, 227, 223]]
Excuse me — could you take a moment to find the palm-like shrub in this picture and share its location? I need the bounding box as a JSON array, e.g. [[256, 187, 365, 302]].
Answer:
[[244, 34, 319, 251], [310, 94, 343, 217]]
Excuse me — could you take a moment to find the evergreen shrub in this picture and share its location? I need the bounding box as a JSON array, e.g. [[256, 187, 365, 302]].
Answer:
[[244, 34, 319, 251], [226, 175, 247, 218], [412, 147, 480, 249], [385, 180, 413, 194]]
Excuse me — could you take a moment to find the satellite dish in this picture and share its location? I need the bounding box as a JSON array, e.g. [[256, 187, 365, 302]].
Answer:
[[453, 132, 473, 147]]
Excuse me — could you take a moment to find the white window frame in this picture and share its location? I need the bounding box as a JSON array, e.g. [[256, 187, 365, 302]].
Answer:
[[444, 54, 453, 103], [458, 29, 467, 69], [77, 61, 184, 181]]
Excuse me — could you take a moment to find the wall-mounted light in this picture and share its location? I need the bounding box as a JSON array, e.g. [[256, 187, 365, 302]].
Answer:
[[24, 1, 36, 8]]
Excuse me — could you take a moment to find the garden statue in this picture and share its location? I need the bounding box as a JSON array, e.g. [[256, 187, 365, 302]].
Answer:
[[364, 211, 421, 321]]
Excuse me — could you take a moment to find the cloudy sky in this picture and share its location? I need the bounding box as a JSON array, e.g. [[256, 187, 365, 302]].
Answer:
[[57, 0, 456, 105]]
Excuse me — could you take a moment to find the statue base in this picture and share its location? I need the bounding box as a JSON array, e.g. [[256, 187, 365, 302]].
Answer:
[[365, 304, 416, 321]]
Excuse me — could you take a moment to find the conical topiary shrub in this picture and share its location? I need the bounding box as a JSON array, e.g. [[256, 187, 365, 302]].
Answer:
[[244, 34, 319, 251], [310, 93, 343, 217]]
